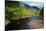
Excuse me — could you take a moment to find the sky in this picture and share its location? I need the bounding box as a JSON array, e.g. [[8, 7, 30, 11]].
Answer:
[[22, 1, 44, 9]]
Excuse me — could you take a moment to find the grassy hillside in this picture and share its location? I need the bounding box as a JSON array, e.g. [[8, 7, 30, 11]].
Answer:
[[5, 1, 40, 20]]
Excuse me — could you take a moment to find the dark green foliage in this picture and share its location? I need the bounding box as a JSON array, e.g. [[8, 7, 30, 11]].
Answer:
[[40, 8, 44, 17]]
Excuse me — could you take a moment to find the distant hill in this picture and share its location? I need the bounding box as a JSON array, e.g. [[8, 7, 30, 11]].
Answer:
[[23, 3, 40, 10]]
